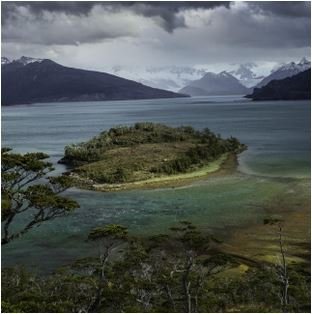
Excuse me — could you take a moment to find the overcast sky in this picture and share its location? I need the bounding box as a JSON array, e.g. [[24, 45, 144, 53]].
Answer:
[[1, 1, 311, 73]]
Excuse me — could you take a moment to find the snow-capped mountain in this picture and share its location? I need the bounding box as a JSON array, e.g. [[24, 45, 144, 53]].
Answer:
[[4, 55, 308, 95], [106, 63, 266, 91], [256, 57, 311, 88], [247, 69, 310, 101], [1, 57, 11, 65], [107, 65, 207, 92], [270, 57, 310, 73], [1, 56, 44, 66], [16, 56, 44, 65], [179, 71, 250, 96], [229, 63, 264, 88]]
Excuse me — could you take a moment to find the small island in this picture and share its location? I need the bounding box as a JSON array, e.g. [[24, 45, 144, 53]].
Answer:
[[60, 123, 247, 191]]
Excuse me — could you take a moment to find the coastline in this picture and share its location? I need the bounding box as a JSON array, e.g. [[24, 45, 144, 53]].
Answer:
[[70, 153, 238, 192], [219, 192, 311, 268], [71, 151, 311, 269]]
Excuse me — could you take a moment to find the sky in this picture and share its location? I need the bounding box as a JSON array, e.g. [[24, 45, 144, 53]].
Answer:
[[1, 1, 311, 74]]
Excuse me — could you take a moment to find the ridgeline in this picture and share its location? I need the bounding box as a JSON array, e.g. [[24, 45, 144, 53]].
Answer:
[[246, 69, 311, 101]]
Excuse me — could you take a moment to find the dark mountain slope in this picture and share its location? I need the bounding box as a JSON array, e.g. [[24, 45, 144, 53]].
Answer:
[[246, 69, 311, 101], [1, 58, 187, 105], [255, 58, 310, 89]]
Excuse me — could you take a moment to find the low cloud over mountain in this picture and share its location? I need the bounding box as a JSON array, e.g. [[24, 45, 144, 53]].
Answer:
[[2, 1, 310, 71]]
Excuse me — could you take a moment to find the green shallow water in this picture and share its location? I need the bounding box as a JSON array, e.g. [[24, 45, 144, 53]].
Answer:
[[2, 97, 310, 273], [3, 172, 309, 272]]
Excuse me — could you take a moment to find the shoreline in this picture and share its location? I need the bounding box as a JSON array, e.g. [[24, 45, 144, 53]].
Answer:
[[70, 153, 238, 192], [65, 148, 311, 268], [220, 203, 311, 269]]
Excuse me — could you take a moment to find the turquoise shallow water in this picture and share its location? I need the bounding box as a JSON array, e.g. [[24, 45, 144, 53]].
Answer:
[[1, 96, 310, 272]]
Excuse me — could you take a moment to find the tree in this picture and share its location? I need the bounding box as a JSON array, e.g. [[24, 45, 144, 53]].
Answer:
[[1, 148, 79, 245], [2, 220, 310, 312], [87, 224, 128, 312], [152, 221, 233, 313], [264, 217, 289, 312]]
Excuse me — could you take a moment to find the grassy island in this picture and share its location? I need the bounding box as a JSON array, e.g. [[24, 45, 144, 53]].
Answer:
[[60, 122, 247, 191]]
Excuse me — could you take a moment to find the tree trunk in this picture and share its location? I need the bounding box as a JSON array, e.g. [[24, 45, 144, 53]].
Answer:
[[182, 255, 193, 312], [278, 224, 288, 312]]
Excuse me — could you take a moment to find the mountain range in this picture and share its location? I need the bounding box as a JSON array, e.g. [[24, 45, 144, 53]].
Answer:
[[2, 56, 310, 104], [229, 63, 264, 88], [246, 69, 311, 101], [1, 57, 186, 106], [178, 58, 310, 97], [255, 58, 310, 88], [108, 65, 207, 92], [105, 63, 265, 91], [107, 58, 310, 96]]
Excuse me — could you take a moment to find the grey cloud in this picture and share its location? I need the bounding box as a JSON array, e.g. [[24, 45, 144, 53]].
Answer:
[[2, 1, 230, 14], [1, 1, 96, 19], [129, 2, 188, 33], [2, 1, 230, 32], [1, 1, 310, 69], [1, 1, 231, 45], [250, 1, 310, 17], [127, 2, 230, 32]]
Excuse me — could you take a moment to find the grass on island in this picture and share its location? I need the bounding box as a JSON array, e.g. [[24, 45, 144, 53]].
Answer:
[[61, 122, 246, 191], [91, 153, 231, 191]]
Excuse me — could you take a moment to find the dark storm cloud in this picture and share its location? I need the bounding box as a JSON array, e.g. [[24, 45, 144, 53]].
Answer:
[[250, 1, 310, 17], [1, 1, 310, 68], [2, 1, 230, 15], [1, 1, 231, 44], [2, 1, 310, 44], [125, 2, 230, 32], [2, 1, 230, 32]]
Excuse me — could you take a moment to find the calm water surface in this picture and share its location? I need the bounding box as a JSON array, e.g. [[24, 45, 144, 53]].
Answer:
[[2, 96, 310, 272]]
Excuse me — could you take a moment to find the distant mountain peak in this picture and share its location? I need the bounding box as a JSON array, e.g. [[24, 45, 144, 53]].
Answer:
[[228, 64, 264, 88], [202, 71, 217, 78], [179, 69, 249, 96], [202, 71, 235, 79], [15, 56, 44, 65], [299, 57, 310, 65], [219, 71, 232, 77], [1, 56, 46, 66], [273, 58, 311, 73], [256, 58, 311, 88], [1, 57, 11, 65], [276, 61, 297, 72]]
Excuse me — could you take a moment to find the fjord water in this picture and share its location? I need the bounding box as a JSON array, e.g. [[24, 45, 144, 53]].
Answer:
[[2, 96, 310, 272]]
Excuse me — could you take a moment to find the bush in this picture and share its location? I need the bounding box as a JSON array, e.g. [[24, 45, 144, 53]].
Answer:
[[92, 167, 130, 184]]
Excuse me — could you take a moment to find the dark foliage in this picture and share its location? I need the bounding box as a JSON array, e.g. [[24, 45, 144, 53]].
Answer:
[[1, 222, 310, 313], [1, 148, 79, 245]]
